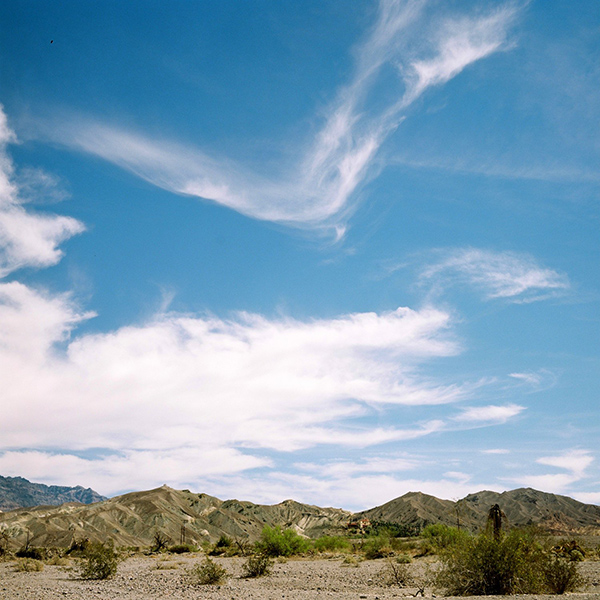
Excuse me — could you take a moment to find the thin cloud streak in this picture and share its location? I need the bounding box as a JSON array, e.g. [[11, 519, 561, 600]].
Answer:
[[420, 248, 569, 302], [40, 1, 520, 232]]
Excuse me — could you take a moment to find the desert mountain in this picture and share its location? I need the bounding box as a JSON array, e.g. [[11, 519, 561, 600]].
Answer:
[[356, 488, 600, 534], [1, 485, 599, 550], [0, 485, 351, 549], [0, 476, 106, 512]]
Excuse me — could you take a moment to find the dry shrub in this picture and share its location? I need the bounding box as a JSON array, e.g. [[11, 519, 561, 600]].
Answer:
[[78, 541, 119, 580], [544, 555, 584, 594], [242, 553, 272, 578], [187, 558, 229, 585], [380, 557, 412, 587], [15, 558, 44, 572]]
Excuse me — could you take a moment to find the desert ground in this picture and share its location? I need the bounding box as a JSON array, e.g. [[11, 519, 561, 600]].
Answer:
[[2, 554, 600, 600]]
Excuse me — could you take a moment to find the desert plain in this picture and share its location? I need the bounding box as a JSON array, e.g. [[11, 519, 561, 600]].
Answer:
[[2, 553, 600, 600]]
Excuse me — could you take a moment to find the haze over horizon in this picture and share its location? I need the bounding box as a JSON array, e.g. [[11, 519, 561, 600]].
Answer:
[[0, 0, 598, 512]]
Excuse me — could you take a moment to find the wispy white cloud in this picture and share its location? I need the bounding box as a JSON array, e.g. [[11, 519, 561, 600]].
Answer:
[[37, 1, 520, 232], [454, 403, 525, 424], [0, 108, 84, 277], [482, 448, 510, 455], [420, 248, 569, 302], [509, 369, 557, 390]]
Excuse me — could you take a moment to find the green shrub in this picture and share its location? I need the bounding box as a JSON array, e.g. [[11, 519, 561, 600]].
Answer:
[[78, 542, 119, 580], [187, 558, 229, 585], [543, 555, 584, 594], [313, 536, 352, 553], [15, 558, 44, 572], [242, 553, 272, 578], [435, 528, 581, 596], [255, 526, 310, 557], [362, 534, 394, 559], [421, 523, 470, 552]]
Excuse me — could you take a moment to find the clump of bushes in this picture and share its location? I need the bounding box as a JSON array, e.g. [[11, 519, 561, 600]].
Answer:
[[419, 523, 470, 555], [187, 558, 229, 585], [313, 535, 352, 553], [242, 552, 272, 578], [435, 528, 584, 595], [362, 534, 394, 559], [255, 526, 310, 557], [77, 541, 119, 580]]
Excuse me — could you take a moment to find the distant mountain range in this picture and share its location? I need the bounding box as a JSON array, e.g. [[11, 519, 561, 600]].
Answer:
[[0, 475, 106, 512], [0, 479, 598, 549]]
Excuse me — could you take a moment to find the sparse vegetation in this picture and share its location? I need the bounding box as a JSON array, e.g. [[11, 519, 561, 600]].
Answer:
[[242, 552, 272, 578], [15, 557, 44, 572], [255, 525, 310, 557], [77, 541, 119, 580], [187, 557, 229, 585], [380, 556, 412, 587]]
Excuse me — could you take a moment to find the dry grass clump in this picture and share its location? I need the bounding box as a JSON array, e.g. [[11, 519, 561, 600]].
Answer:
[[15, 557, 44, 572]]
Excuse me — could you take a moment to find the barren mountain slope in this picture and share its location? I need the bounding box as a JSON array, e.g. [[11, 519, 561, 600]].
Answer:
[[0, 485, 351, 549], [355, 488, 600, 533]]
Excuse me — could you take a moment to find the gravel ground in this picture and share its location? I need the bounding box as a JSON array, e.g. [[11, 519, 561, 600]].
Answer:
[[1, 554, 599, 600]]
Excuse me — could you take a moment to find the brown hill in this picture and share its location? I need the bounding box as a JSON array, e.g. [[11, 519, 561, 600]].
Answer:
[[1, 486, 599, 550], [356, 488, 600, 534], [0, 485, 350, 549]]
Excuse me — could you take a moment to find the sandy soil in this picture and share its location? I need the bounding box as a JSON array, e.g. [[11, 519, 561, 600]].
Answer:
[[1, 554, 599, 600]]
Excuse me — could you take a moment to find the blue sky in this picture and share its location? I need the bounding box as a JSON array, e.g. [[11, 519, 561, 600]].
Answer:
[[0, 0, 598, 510]]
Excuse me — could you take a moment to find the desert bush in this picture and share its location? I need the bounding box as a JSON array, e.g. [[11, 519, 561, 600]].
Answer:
[[78, 541, 119, 580], [362, 534, 394, 559], [341, 554, 361, 567], [380, 556, 412, 587], [242, 552, 272, 578], [151, 531, 170, 553], [543, 554, 584, 594], [436, 528, 574, 596], [313, 535, 352, 553], [168, 544, 197, 554], [552, 539, 585, 562], [187, 558, 229, 585], [46, 554, 69, 566], [15, 558, 44, 572], [255, 526, 310, 557], [421, 523, 470, 553]]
